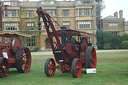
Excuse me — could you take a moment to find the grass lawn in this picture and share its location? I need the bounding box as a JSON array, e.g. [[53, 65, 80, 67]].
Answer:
[[0, 51, 128, 85]]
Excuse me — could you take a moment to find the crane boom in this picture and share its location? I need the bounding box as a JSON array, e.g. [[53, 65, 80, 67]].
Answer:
[[36, 7, 68, 63]]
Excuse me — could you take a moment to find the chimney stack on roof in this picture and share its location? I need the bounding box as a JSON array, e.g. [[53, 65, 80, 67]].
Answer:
[[114, 12, 118, 18], [119, 10, 123, 18], [23, 0, 28, 2]]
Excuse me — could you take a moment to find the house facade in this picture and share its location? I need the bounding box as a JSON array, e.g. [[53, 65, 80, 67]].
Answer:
[[0, 0, 98, 50], [102, 10, 128, 36]]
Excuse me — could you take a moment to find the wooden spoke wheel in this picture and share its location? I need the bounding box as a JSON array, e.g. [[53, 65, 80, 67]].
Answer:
[[71, 58, 82, 78], [0, 57, 9, 78], [44, 58, 56, 77], [12, 38, 21, 53], [85, 46, 97, 68], [15, 47, 31, 73], [80, 37, 88, 52]]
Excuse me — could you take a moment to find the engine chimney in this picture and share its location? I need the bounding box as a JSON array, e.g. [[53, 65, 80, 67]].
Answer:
[[114, 12, 118, 18], [119, 10, 123, 18]]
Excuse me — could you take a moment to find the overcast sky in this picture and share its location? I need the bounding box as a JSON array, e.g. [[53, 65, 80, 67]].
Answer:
[[102, 0, 128, 21], [19, 0, 128, 21]]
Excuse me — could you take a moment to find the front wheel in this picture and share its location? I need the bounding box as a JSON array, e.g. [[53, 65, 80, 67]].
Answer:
[[44, 58, 56, 77], [71, 58, 82, 78], [0, 57, 9, 78]]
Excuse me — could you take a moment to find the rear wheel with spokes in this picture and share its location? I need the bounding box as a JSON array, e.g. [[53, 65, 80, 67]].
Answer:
[[85, 46, 97, 68], [15, 47, 31, 73]]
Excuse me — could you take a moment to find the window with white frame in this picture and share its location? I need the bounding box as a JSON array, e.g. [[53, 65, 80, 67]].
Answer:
[[79, 36, 91, 43], [46, 10, 55, 17], [5, 10, 17, 17], [11, 2, 18, 6], [27, 11, 33, 18], [43, 25, 52, 30], [109, 23, 118, 27], [4, 2, 10, 5], [62, 10, 69, 17], [42, 22, 54, 30], [78, 9, 90, 16], [112, 31, 119, 35], [81, 0, 92, 4], [5, 23, 18, 31], [27, 36, 35, 46], [87, 36, 91, 43], [27, 23, 34, 30], [63, 21, 70, 29], [78, 21, 91, 29]]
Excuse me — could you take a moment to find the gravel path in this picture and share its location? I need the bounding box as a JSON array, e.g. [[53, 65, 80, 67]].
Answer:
[[31, 49, 128, 55]]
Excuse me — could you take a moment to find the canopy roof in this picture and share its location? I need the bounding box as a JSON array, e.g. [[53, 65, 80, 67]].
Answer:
[[52, 29, 96, 37], [0, 31, 33, 38]]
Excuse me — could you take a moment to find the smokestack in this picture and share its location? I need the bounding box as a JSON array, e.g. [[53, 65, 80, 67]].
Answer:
[[119, 10, 123, 18], [114, 12, 118, 18]]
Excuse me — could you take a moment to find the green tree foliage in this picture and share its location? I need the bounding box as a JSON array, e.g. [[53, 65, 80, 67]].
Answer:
[[121, 41, 128, 49], [103, 43, 111, 49], [96, 30, 124, 49], [96, 30, 104, 49], [120, 34, 128, 41]]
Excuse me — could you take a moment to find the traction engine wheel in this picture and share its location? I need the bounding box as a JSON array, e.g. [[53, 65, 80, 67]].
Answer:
[[15, 47, 31, 73], [80, 37, 88, 52], [71, 58, 82, 78], [44, 58, 56, 77], [85, 46, 97, 68], [0, 57, 9, 78]]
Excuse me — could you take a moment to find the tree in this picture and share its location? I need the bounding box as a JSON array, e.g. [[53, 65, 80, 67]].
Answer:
[[110, 34, 121, 49], [120, 34, 128, 41], [96, 0, 105, 30], [121, 41, 128, 49], [96, 30, 122, 49]]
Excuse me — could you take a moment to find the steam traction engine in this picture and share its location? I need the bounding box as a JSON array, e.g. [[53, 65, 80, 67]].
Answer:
[[0, 37, 31, 78], [37, 7, 97, 78]]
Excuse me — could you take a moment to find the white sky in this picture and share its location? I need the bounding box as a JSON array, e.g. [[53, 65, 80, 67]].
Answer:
[[19, 0, 128, 21], [102, 0, 128, 21]]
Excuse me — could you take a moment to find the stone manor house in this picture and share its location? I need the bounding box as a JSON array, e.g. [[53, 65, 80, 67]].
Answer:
[[0, 0, 100, 50]]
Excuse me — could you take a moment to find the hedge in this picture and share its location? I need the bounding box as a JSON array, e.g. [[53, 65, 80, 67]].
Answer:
[[121, 41, 128, 49]]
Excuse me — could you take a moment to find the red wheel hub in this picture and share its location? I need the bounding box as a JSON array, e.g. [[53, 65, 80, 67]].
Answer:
[[21, 48, 31, 73], [48, 59, 56, 76], [75, 60, 82, 77]]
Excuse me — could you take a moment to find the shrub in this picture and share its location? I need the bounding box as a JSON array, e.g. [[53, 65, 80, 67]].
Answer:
[[31, 47, 40, 52], [121, 41, 128, 49], [103, 43, 111, 49]]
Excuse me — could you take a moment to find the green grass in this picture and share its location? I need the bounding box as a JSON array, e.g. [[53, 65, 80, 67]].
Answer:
[[0, 52, 128, 85]]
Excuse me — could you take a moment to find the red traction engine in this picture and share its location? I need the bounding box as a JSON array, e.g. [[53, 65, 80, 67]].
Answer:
[[37, 7, 97, 78], [0, 38, 31, 78]]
